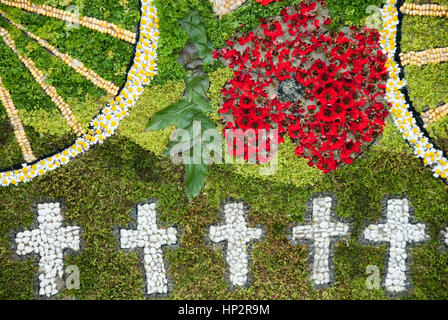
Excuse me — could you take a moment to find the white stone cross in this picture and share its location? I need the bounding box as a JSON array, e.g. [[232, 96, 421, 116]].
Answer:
[[14, 202, 81, 298], [443, 226, 448, 249], [209, 201, 263, 287], [291, 196, 350, 288], [119, 202, 177, 296], [362, 198, 428, 294]]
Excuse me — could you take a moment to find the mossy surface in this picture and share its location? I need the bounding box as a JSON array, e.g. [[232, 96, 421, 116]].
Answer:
[[404, 64, 448, 112], [0, 134, 447, 299], [1, 0, 448, 301], [118, 80, 185, 156], [233, 139, 324, 188], [324, 0, 384, 30]]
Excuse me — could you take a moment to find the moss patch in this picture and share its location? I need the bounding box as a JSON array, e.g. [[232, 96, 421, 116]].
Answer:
[[1, 134, 448, 299], [404, 64, 448, 112], [233, 139, 323, 188], [118, 81, 185, 156]]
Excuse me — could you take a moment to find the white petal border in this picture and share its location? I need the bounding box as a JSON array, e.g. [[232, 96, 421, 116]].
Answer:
[[0, 0, 159, 186], [381, 0, 448, 180]]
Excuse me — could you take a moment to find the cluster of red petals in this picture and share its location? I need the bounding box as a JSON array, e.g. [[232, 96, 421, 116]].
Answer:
[[216, 0, 390, 172], [256, 0, 281, 6]]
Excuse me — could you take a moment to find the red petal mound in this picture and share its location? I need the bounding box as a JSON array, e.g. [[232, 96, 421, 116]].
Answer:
[[256, 0, 281, 6], [216, 0, 390, 173]]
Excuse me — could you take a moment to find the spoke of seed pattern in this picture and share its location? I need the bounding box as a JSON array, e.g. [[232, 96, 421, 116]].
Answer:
[[0, 75, 36, 163], [0, 11, 119, 96], [400, 2, 448, 17], [400, 48, 448, 67], [421, 103, 448, 127], [0, 27, 84, 136], [211, 0, 247, 17], [0, 0, 137, 44]]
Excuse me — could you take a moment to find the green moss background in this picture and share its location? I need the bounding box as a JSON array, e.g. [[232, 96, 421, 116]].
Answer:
[[118, 80, 184, 156], [1, 133, 448, 300]]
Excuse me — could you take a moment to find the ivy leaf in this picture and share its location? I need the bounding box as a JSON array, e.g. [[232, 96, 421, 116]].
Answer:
[[146, 99, 190, 131], [184, 161, 208, 202], [176, 108, 203, 129], [164, 119, 202, 155], [189, 24, 208, 45], [194, 112, 216, 132], [194, 42, 213, 64], [189, 91, 213, 113], [185, 74, 210, 97]]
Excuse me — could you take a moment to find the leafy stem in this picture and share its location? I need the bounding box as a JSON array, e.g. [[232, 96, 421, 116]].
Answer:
[[147, 11, 216, 201]]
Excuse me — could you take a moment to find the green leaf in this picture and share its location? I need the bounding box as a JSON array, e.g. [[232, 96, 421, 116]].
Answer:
[[189, 91, 213, 113], [189, 24, 208, 45], [164, 137, 192, 157], [146, 99, 191, 131], [164, 119, 203, 155], [184, 161, 208, 201], [159, 10, 218, 201], [185, 75, 210, 97], [194, 42, 213, 64], [179, 10, 213, 65], [176, 108, 202, 129], [194, 113, 216, 132]]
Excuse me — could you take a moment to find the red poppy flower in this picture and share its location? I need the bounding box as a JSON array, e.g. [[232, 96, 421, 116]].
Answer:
[[340, 95, 354, 108], [256, 0, 280, 5], [319, 107, 336, 122], [367, 31, 380, 46], [263, 21, 284, 41], [317, 71, 333, 84], [216, 0, 390, 171], [239, 94, 255, 108], [312, 59, 327, 73]]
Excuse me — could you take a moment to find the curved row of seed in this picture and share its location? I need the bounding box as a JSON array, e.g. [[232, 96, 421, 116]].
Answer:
[[400, 47, 448, 66], [400, 2, 448, 17], [0, 76, 36, 163], [421, 103, 448, 127], [0, 0, 159, 187], [0, 11, 119, 96], [0, 27, 84, 136], [212, 0, 247, 17], [0, 0, 137, 44], [381, 0, 448, 179]]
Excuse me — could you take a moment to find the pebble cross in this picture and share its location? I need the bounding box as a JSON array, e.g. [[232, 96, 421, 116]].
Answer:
[[362, 198, 428, 294], [119, 202, 177, 296], [14, 202, 81, 298], [209, 201, 263, 287], [290, 196, 350, 288], [443, 227, 448, 249]]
